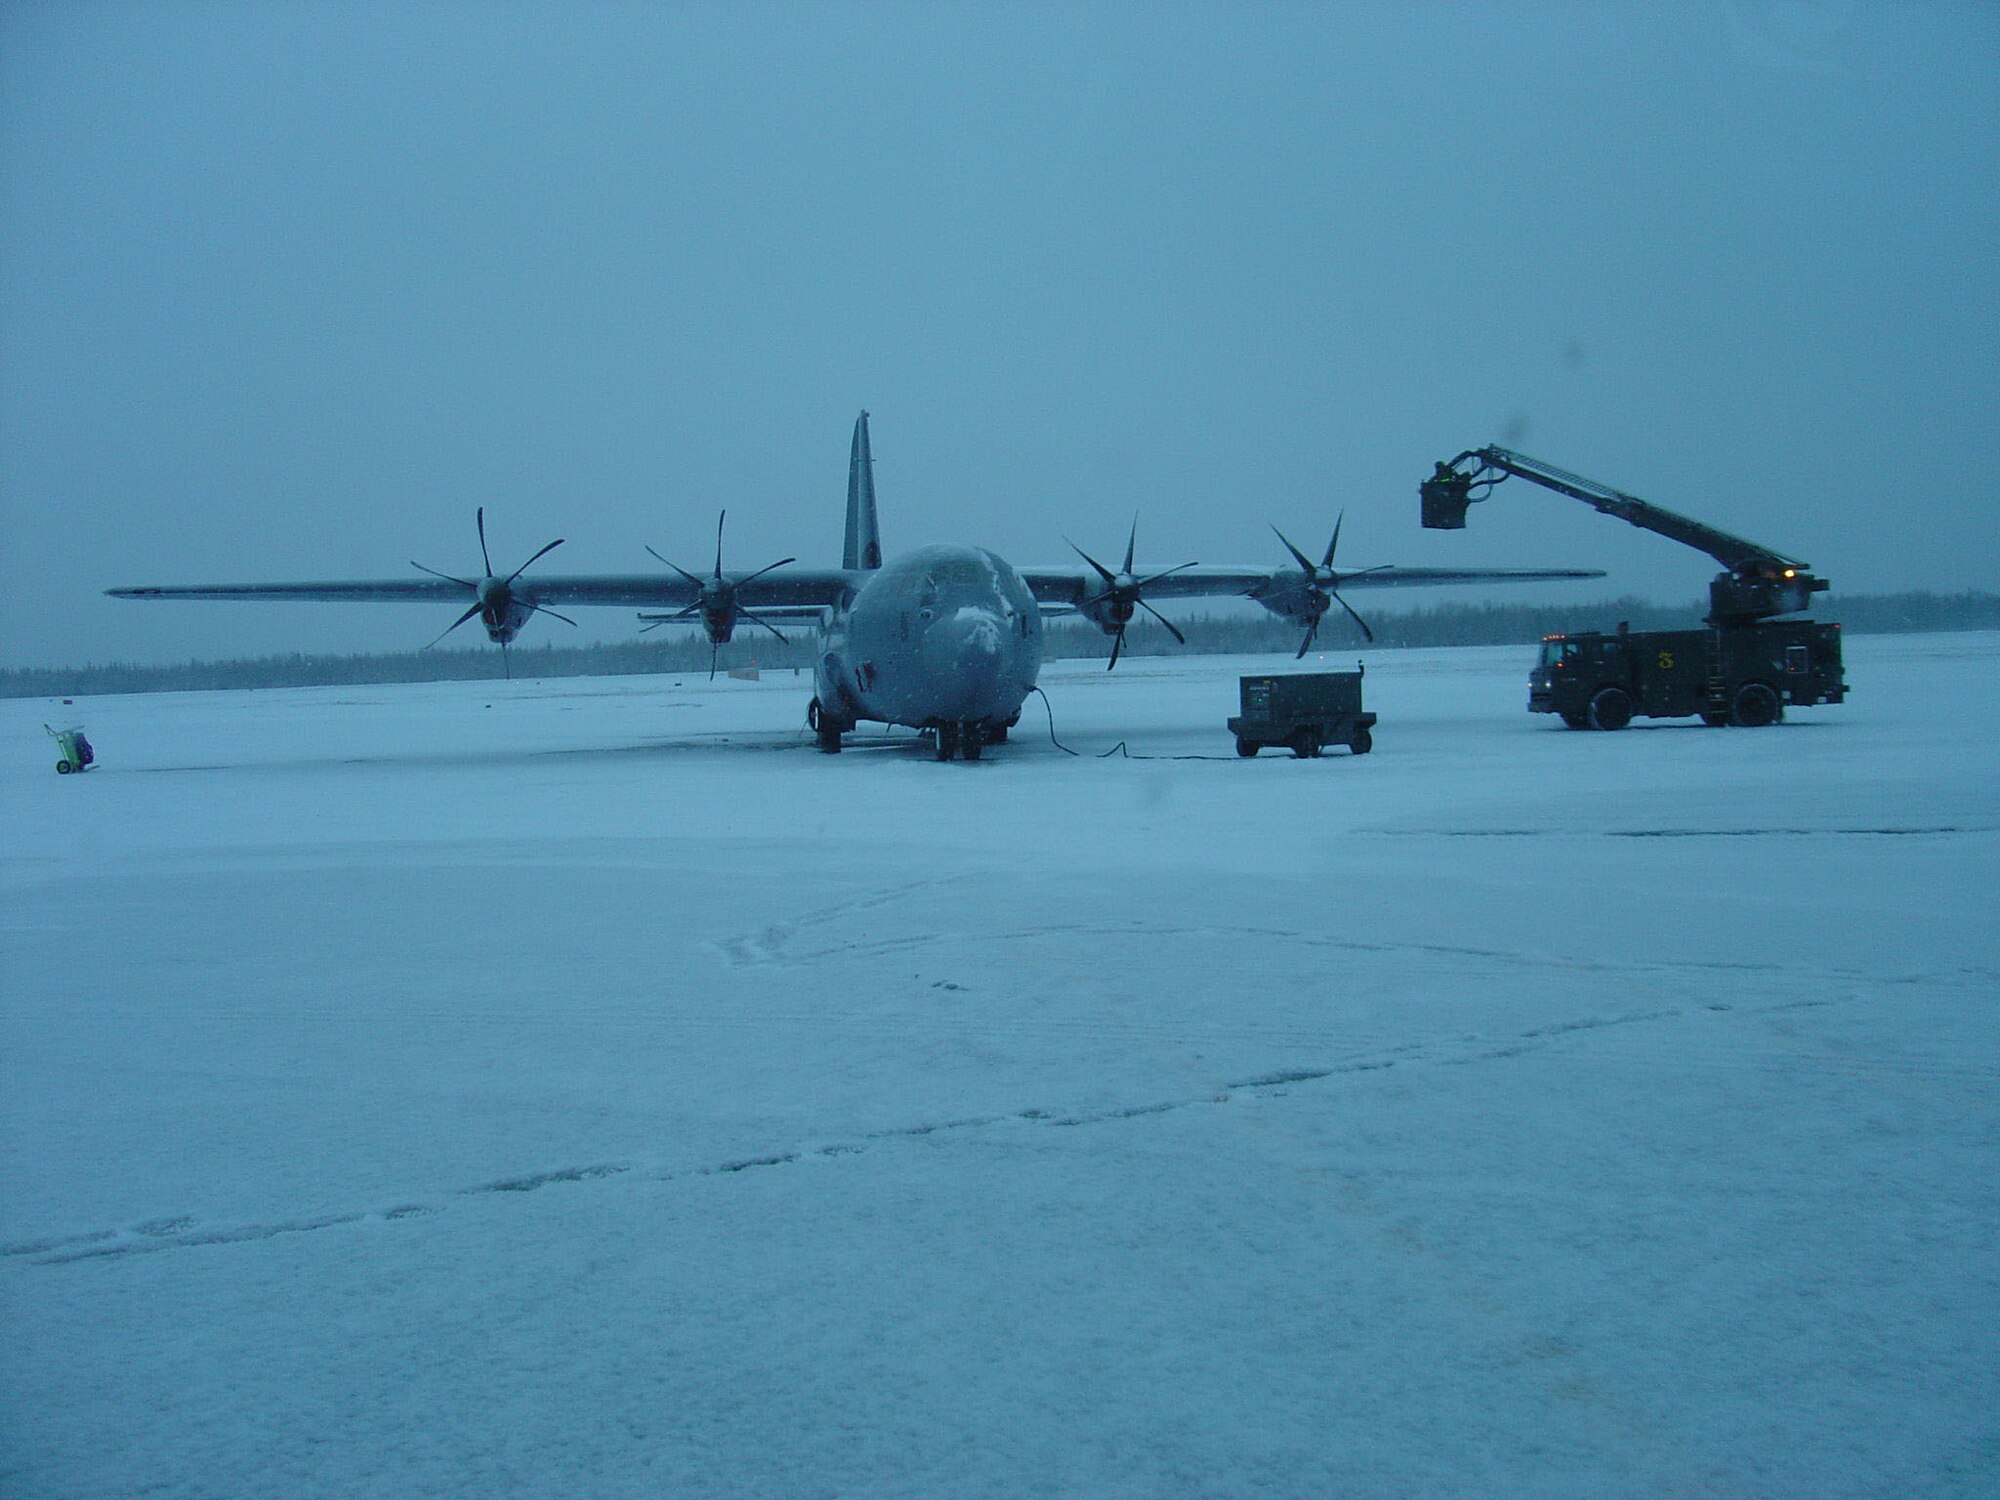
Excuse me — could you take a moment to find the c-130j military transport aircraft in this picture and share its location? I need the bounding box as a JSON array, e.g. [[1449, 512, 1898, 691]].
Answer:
[[111, 413, 1602, 759]]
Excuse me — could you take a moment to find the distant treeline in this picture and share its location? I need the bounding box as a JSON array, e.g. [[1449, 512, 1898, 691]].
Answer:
[[8, 590, 1996, 699]]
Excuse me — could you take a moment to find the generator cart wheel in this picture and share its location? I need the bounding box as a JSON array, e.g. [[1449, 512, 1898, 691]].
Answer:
[[1236, 737, 1259, 758], [1289, 729, 1322, 759], [1588, 687, 1634, 732], [1730, 682, 1781, 728], [1350, 727, 1373, 755]]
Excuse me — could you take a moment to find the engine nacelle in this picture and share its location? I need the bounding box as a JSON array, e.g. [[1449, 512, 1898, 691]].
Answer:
[[1250, 574, 1328, 631], [476, 582, 535, 644], [699, 596, 740, 645], [1077, 592, 1136, 636]]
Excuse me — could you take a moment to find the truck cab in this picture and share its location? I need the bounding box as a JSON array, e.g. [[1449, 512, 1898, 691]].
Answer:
[[1530, 632, 1638, 728]]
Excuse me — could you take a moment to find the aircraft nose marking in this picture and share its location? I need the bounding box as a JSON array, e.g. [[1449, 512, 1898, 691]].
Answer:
[[949, 606, 1006, 655], [907, 605, 1013, 719]]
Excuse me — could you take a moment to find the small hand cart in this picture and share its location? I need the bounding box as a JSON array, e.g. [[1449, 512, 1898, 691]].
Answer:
[[1228, 669, 1375, 758], [45, 724, 95, 774]]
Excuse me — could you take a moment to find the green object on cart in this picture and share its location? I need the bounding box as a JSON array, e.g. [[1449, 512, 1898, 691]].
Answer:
[[45, 723, 94, 774]]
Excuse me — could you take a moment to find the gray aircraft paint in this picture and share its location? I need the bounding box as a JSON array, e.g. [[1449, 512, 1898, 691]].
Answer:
[[817, 414, 1037, 734], [844, 412, 883, 573], [816, 544, 1043, 734], [108, 411, 1604, 755]]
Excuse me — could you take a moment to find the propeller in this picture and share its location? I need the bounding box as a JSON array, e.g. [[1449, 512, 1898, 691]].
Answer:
[[1065, 517, 1197, 670], [1270, 512, 1387, 657], [411, 508, 574, 678], [644, 510, 796, 679]]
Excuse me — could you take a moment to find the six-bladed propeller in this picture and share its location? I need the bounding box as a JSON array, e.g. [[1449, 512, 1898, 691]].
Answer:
[[1065, 518, 1198, 671], [1270, 512, 1387, 657], [394, 505, 1376, 682], [411, 508, 574, 677], [642, 510, 797, 679]]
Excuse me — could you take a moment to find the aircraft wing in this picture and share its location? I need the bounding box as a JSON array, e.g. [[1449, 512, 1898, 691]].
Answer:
[[108, 570, 859, 610], [1218, 565, 1608, 592], [1018, 564, 1605, 611]]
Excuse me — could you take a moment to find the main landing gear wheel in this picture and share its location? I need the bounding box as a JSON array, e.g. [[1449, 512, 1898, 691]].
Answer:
[[1588, 686, 1633, 731], [807, 698, 844, 752], [934, 723, 961, 761], [1730, 682, 1782, 728]]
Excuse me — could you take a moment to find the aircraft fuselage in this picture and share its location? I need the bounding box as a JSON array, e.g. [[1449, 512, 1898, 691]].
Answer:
[[814, 544, 1044, 738]]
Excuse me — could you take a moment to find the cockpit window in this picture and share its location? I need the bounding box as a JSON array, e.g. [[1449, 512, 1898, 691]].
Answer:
[[922, 557, 991, 592]]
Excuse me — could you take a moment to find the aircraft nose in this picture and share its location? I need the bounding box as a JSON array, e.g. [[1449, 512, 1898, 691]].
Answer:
[[923, 607, 1007, 714], [932, 609, 1004, 670]]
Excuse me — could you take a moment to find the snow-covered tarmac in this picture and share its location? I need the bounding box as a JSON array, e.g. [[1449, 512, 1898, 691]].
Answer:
[[4, 634, 1996, 1498]]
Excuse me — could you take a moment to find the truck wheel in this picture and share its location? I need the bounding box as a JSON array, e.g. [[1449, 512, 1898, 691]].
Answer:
[[1730, 682, 1780, 728], [1588, 687, 1633, 731], [1236, 737, 1259, 758], [1350, 727, 1372, 755], [1560, 711, 1589, 730], [1700, 710, 1729, 728]]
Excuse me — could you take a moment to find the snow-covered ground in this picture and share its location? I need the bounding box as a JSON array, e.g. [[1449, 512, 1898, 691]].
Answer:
[[3, 634, 1996, 1499]]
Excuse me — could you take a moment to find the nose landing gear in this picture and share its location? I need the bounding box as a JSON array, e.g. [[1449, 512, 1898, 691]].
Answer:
[[811, 701, 1012, 761], [931, 721, 986, 761]]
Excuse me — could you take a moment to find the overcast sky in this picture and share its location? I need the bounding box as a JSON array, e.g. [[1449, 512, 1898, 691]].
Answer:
[[2, 1, 1995, 668]]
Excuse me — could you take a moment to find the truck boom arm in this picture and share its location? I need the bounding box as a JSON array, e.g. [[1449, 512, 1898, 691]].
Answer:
[[1420, 445, 1826, 624]]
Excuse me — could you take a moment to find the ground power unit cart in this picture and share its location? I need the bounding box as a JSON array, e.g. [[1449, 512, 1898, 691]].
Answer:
[[1229, 669, 1375, 757]]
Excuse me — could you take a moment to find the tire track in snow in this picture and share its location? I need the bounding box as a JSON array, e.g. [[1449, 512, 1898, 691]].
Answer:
[[748, 914, 1633, 973], [719, 876, 967, 966], [3, 995, 1843, 1271], [717, 913, 1983, 1004]]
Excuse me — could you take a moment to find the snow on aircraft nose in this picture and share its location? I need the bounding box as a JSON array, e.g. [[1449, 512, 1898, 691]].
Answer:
[[921, 606, 1008, 717]]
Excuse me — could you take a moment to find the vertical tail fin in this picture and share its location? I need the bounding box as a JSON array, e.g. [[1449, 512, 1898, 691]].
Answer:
[[844, 410, 882, 570]]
